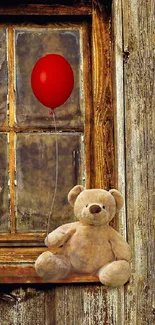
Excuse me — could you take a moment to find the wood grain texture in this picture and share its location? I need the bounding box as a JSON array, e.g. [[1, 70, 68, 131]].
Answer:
[[122, 0, 155, 324], [0, 4, 92, 16], [0, 266, 99, 284], [0, 284, 110, 325], [110, 1, 128, 323], [91, 0, 114, 190], [0, 233, 45, 244]]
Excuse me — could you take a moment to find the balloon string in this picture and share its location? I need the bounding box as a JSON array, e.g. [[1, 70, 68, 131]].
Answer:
[[46, 110, 59, 245]]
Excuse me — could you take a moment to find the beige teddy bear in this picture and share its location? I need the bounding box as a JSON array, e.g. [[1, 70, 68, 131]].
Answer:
[[35, 186, 131, 286]]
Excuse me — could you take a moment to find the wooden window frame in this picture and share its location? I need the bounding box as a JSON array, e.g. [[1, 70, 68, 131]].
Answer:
[[0, 20, 89, 243], [0, 0, 114, 283]]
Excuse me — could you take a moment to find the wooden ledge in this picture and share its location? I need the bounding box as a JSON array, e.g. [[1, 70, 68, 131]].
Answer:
[[0, 265, 99, 284], [0, 248, 99, 283]]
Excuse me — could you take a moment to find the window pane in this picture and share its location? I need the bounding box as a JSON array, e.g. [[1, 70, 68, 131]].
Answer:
[[0, 29, 8, 126], [16, 133, 83, 232], [0, 134, 9, 232], [15, 28, 84, 128]]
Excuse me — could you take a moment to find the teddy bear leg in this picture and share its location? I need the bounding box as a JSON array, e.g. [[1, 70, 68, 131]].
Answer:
[[35, 251, 71, 281], [97, 260, 131, 287]]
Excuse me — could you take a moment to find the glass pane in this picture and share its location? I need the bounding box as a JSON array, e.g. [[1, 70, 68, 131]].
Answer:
[[0, 29, 8, 126], [15, 28, 84, 128], [0, 134, 9, 232], [16, 133, 83, 232]]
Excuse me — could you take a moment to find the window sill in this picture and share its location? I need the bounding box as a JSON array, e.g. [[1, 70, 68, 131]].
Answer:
[[0, 247, 99, 283]]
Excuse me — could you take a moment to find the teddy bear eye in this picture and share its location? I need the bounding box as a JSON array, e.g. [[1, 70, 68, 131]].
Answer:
[[86, 204, 88, 208], [102, 205, 105, 209]]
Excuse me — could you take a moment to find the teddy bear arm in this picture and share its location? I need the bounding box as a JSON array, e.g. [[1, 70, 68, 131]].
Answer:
[[45, 223, 77, 248], [109, 228, 131, 262]]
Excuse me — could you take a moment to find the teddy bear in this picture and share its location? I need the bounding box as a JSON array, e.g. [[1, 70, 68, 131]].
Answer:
[[35, 185, 131, 287]]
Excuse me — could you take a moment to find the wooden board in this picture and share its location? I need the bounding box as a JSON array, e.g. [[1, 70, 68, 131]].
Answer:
[[0, 284, 111, 325], [122, 0, 155, 324], [91, 0, 114, 190], [0, 3, 92, 16]]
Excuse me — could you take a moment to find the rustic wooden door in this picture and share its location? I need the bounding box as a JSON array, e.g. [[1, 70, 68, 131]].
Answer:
[[0, 0, 154, 324]]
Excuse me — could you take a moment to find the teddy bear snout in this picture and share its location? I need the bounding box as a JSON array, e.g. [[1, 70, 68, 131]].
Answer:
[[89, 205, 101, 214]]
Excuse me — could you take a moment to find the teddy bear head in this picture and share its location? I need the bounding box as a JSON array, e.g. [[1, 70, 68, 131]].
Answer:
[[68, 186, 124, 226]]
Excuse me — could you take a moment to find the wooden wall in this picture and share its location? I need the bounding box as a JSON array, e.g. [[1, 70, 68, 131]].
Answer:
[[121, 0, 154, 324], [0, 0, 154, 324]]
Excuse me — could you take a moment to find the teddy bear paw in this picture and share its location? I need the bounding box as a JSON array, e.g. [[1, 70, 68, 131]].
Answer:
[[98, 260, 131, 287], [35, 251, 71, 281]]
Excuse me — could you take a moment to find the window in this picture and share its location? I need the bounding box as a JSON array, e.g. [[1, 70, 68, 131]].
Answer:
[[0, 1, 114, 283]]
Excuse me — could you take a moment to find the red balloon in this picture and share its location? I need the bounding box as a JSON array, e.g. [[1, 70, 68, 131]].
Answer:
[[31, 54, 74, 110]]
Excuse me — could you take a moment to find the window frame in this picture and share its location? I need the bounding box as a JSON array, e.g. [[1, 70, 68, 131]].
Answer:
[[0, 20, 90, 244], [0, 0, 114, 283]]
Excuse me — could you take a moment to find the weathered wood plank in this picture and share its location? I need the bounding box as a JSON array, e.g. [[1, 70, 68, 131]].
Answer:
[[0, 285, 56, 325], [0, 4, 92, 16], [0, 265, 99, 284], [112, 0, 127, 236], [0, 284, 109, 325], [0, 247, 100, 283], [122, 0, 155, 324], [0, 233, 45, 243], [91, 0, 114, 190], [109, 0, 128, 324], [0, 0, 91, 4]]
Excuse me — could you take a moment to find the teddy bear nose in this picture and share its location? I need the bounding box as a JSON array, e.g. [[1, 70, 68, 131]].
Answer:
[[89, 205, 101, 214]]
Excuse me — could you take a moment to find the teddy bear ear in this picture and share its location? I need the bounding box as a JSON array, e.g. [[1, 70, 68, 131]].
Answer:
[[68, 185, 85, 207], [109, 189, 124, 211]]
